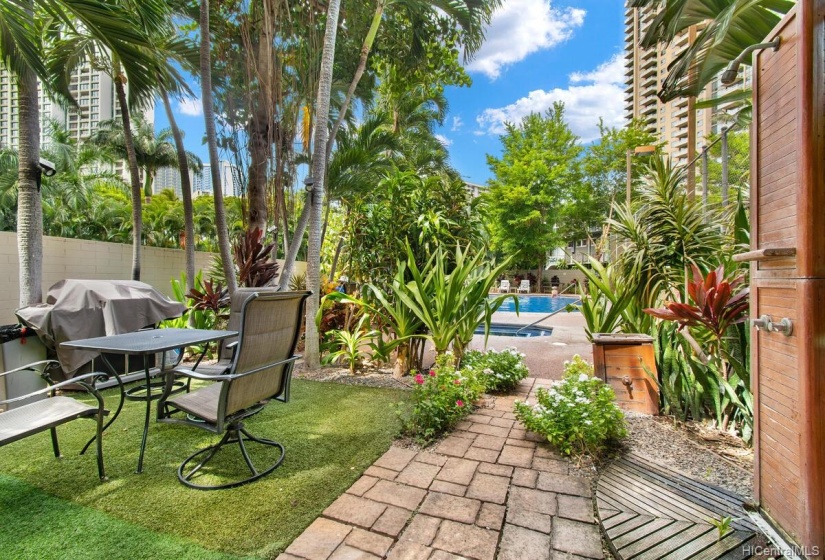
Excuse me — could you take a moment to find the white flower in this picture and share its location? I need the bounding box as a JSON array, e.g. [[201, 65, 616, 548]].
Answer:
[[483, 368, 494, 375], [578, 373, 589, 382], [584, 420, 592, 425], [445, 350, 453, 356]]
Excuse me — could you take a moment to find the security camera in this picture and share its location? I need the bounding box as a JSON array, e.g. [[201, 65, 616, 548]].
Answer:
[[304, 176, 315, 192], [38, 158, 57, 177]]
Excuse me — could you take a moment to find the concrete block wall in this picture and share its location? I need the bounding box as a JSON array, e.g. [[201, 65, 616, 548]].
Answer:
[[0, 232, 306, 324]]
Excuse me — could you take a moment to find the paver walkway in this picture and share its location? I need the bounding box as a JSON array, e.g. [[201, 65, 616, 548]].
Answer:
[[279, 378, 604, 560]]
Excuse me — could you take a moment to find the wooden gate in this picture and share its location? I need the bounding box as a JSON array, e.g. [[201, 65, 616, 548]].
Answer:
[[744, 1, 825, 555]]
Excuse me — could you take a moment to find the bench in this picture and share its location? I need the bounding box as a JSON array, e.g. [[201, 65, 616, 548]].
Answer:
[[0, 360, 119, 480]]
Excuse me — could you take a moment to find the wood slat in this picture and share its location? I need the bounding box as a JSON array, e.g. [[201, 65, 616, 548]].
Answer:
[[596, 454, 762, 560]]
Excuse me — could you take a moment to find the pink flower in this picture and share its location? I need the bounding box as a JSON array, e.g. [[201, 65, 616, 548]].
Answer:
[[456, 399, 464, 407], [429, 369, 436, 377], [415, 374, 424, 385], [453, 379, 461, 385]]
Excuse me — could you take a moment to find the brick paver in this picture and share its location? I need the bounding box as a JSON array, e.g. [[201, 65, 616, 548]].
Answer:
[[279, 377, 603, 560]]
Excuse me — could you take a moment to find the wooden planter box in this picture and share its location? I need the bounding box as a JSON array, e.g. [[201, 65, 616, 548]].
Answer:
[[591, 334, 659, 416]]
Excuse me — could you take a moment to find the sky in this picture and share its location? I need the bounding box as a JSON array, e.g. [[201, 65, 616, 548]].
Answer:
[[153, 0, 626, 187]]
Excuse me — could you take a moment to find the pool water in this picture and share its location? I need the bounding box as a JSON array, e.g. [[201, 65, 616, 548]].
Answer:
[[491, 295, 579, 314], [474, 324, 554, 337]]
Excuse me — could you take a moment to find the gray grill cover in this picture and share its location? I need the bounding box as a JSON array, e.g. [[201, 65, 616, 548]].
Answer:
[[16, 280, 187, 374]]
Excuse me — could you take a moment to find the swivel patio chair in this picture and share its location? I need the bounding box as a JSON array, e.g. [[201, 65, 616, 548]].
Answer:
[[157, 291, 311, 490], [192, 287, 280, 377]]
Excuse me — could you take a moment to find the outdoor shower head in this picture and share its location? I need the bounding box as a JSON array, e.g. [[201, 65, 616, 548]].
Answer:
[[720, 38, 781, 86]]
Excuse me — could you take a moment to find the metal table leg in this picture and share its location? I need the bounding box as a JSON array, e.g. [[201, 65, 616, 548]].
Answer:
[[80, 354, 125, 456], [136, 354, 151, 474]]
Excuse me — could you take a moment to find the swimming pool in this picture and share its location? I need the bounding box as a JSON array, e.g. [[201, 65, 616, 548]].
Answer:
[[474, 324, 554, 337], [491, 295, 579, 314]]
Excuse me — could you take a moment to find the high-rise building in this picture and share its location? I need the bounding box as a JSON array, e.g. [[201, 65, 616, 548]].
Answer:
[[623, 4, 714, 165], [193, 161, 241, 198], [154, 166, 196, 199], [0, 57, 152, 182]]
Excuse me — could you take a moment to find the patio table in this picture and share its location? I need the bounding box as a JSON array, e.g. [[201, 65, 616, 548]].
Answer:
[[61, 328, 236, 474]]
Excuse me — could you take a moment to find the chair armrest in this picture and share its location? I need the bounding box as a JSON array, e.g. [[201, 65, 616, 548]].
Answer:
[[0, 360, 61, 379], [170, 367, 233, 382], [0, 371, 116, 406], [225, 341, 238, 350]]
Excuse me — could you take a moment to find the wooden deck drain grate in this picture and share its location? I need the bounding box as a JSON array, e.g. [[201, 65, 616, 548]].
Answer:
[[596, 453, 775, 560]]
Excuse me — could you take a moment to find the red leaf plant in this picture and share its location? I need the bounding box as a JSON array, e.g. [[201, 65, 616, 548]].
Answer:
[[644, 264, 749, 340]]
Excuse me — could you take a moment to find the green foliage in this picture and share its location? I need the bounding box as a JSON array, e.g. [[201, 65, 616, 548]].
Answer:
[[402, 353, 484, 443], [393, 242, 515, 358], [708, 515, 734, 541], [323, 314, 380, 375], [559, 119, 659, 243], [462, 347, 529, 393], [514, 356, 627, 457], [484, 103, 582, 272]]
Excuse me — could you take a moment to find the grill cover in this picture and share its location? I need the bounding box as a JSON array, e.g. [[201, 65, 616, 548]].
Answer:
[[16, 280, 186, 374]]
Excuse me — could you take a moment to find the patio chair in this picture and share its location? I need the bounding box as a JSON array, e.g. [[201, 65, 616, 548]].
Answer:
[[499, 280, 511, 293], [0, 360, 119, 481], [158, 291, 311, 490], [518, 279, 530, 293], [192, 287, 280, 377]]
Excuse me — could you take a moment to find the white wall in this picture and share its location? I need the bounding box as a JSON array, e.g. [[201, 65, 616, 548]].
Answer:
[[0, 232, 306, 324]]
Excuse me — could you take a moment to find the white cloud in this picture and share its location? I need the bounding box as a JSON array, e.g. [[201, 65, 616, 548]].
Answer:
[[435, 133, 453, 147], [178, 98, 203, 117], [475, 54, 626, 142], [451, 116, 463, 132], [466, 0, 585, 80]]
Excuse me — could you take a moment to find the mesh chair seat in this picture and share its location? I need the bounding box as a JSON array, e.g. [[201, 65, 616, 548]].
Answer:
[[166, 383, 222, 425], [0, 397, 98, 445]]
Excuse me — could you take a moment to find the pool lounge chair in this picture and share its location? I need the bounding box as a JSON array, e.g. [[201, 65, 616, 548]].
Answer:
[[518, 280, 530, 293], [499, 280, 511, 293]]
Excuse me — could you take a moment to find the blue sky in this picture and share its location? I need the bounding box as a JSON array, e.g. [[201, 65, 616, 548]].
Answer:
[[154, 0, 626, 186]]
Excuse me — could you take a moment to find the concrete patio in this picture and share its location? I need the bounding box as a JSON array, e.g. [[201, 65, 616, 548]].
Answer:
[[279, 377, 603, 560]]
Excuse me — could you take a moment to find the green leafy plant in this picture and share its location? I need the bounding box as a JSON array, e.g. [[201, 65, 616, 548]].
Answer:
[[645, 264, 752, 440], [394, 242, 516, 359], [161, 272, 221, 358], [462, 347, 529, 392], [323, 314, 380, 375], [402, 353, 484, 443], [289, 272, 307, 291], [708, 515, 734, 541], [514, 355, 627, 457]]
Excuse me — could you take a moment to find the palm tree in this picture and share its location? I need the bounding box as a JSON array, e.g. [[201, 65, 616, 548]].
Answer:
[[1, 0, 166, 304], [630, 0, 794, 101], [200, 0, 238, 294], [303, 0, 344, 369]]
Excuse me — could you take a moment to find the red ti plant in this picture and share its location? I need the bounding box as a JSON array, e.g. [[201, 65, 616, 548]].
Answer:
[[644, 264, 749, 348], [187, 278, 230, 318], [233, 228, 280, 288]]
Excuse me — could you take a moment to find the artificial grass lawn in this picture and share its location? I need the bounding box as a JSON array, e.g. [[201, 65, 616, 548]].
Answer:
[[0, 379, 408, 559]]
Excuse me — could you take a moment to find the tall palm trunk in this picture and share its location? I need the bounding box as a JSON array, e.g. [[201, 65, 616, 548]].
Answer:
[[278, 197, 309, 289], [113, 62, 143, 281], [325, 0, 385, 163], [161, 89, 195, 293], [201, 0, 238, 294], [305, 0, 342, 370], [247, 105, 269, 231], [16, 66, 43, 306]]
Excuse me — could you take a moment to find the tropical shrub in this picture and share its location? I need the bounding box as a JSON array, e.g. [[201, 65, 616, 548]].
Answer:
[[645, 264, 752, 441], [402, 354, 484, 443], [514, 356, 627, 457], [462, 347, 529, 392], [394, 242, 515, 359], [323, 314, 380, 375]]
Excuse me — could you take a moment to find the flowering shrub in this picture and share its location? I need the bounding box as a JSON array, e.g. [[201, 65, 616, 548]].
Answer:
[[462, 347, 529, 392], [403, 353, 485, 443], [514, 355, 627, 457]]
